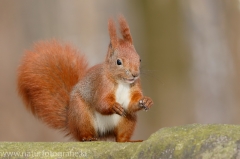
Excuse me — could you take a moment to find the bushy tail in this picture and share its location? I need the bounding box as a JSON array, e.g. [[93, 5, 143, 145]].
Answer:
[[17, 40, 89, 129]]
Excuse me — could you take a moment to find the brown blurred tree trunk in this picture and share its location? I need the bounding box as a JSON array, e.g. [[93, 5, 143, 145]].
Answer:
[[224, 1, 240, 122], [181, 0, 240, 123], [137, 0, 194, 128]]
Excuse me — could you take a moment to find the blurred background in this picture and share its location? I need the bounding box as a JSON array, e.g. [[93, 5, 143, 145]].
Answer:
[[0, 0, 240, 141]]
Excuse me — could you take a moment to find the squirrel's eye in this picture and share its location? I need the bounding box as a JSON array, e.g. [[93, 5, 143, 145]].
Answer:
[[140, 59, 141, 62], [117, 59, 122, 65]]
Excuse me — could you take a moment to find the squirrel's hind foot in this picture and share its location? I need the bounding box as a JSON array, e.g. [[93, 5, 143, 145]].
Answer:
[[81, 137, 98, 142]]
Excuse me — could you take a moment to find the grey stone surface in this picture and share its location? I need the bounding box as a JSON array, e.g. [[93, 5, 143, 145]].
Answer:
[[1, 124, 240, 159]]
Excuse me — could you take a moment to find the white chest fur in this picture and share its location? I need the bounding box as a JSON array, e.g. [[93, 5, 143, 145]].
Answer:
[[94, 82, 131, 136], [115, 82, 131, 109], [94, 112, 120, 136]]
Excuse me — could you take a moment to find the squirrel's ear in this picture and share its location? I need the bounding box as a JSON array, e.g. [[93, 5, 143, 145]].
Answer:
[[108, 18, 118, 49], [118, 15, 133, 44]]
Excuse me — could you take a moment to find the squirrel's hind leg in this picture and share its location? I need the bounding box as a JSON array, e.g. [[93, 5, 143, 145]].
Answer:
[[67, 96, 97, 142], [115, 114, 137, 142]]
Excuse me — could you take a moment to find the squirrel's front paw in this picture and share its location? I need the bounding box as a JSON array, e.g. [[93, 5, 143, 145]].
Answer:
[[139, 97, 153, 111], [112, 103, 126, 117]]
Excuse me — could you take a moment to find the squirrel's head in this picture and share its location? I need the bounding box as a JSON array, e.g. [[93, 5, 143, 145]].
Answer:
[[105, 15, 141, 84]]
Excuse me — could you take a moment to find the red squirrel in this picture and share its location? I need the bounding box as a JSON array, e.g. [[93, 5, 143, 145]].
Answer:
[[17, 15, 153, 142]]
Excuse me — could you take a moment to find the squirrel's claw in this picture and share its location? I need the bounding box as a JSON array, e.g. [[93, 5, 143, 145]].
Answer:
[[112, 103, 126, 117], [121, 111, 127, 117], [139, 97, 153, 111], [82, 137, 98, 142]]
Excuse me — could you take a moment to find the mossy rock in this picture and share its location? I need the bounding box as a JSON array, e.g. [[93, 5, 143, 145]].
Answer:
[[1, 124, 240, 159]]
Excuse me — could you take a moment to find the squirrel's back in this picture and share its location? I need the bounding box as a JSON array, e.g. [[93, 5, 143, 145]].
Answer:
[[17, 40, 89, 129]]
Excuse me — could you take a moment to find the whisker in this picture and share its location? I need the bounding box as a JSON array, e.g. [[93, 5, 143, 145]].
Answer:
[[139, 62, 165, 85], [140, 69, 163, 85]]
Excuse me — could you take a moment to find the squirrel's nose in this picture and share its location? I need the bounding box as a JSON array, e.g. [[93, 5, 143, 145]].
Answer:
[[126, 69, 139, 78], [132, 73, 139, 78]]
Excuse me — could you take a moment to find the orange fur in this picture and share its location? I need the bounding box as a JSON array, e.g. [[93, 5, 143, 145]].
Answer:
[[18, 40, 88, 129], [119, 15, 133, 44], [17, 15, 153, 142], [108, 18, 118, 49]]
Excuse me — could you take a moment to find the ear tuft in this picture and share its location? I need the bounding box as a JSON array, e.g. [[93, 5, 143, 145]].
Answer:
[[108, 18, 118, 49], [118, 15, 133, 44]]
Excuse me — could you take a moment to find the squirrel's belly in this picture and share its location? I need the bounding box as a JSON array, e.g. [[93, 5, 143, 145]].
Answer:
[[94, 82, 131, 136], [94, 112, 121, 135]]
